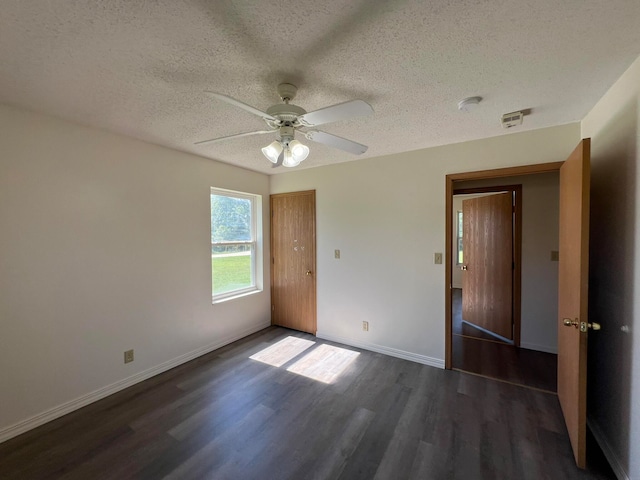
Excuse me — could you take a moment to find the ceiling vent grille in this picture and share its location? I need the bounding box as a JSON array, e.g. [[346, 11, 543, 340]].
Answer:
[[501, 111, 524, 128]]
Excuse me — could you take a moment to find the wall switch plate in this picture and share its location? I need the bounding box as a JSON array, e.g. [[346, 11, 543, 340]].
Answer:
[[362, 321, 369, 331], [551, 251, 559, 262], [434, 253, 443, 264], [335, 249, 340, 259], [124, 349, 134, 364]]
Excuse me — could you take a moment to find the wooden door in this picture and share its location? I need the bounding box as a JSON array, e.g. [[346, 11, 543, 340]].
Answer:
[[557, 139, 591, 468], [462, 192, 513, 339], [270, 190, 317, 334]]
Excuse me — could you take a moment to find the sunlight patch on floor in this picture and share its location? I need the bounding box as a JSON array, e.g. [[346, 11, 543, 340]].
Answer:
[[287, 344, 360, 384], [249, 336, 315, 367]]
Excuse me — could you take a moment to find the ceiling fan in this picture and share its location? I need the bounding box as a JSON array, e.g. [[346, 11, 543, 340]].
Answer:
[[195, 83, 373, 168]]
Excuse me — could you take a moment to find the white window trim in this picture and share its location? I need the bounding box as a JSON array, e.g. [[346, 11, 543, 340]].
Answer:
[[210, 187, 263, 303], [456, 210, 463, 265]]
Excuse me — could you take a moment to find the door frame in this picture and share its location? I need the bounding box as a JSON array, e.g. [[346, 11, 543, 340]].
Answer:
[[454, 185, 522, 345], [445, 162, 564, 369]]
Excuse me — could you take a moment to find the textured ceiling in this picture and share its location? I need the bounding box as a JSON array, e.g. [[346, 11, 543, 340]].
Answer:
[[1, 1, 639, 174]]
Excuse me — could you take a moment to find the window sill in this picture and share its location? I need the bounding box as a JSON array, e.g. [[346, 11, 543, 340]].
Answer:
[[212, 288, 262, 304]]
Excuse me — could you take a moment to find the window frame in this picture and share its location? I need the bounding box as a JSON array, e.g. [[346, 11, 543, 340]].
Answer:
[[210, 187, 262, 303], [456, 210, 464, 265]]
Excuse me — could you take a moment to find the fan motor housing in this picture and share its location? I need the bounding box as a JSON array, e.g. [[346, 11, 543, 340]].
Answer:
[[266, 103, 307, 121]]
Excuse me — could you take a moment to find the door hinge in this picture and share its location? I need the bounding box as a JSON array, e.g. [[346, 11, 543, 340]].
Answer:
[[272, 257, 275, 264], [272, 305, 275, 311]]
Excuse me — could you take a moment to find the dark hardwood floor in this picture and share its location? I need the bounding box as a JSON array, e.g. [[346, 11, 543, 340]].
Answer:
[[452, 288, 558, 392], [0, 327, 613, 479]]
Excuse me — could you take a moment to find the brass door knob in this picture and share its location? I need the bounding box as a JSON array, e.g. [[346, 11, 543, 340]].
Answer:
[[563, 318, 602, 332], [461, 265, 468, 271], [306, 270, 313, 276]]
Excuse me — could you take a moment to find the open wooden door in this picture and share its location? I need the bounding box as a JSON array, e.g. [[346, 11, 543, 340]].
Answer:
[[557, 139, 593, 468], [270, 190, 317, 334], [462, 192, 513, 339]]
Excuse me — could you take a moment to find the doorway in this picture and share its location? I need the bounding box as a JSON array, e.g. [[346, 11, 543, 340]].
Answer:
[[270, 190, 317, 334], [446, 164, 563, 391]]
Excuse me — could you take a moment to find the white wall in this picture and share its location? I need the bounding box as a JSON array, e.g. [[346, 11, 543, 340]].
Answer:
[[0, 104, 271, 441], [455, 174, 560, 354], [271, 123, 580, 366], [581, 54, 640, 480]]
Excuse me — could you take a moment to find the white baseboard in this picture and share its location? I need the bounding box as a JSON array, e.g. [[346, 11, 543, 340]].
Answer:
[[0, 322, 271, 444], [316, 332, 445, 369], [520, 342, 558, 354], [588, 418, 629, 480]]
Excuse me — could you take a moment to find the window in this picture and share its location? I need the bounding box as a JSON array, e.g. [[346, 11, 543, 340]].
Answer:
[[456, 210, 464, 265], [210, 187, 262, 302]]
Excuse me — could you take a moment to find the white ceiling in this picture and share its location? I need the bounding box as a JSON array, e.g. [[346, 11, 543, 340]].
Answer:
[[1, 1, 639, 175]]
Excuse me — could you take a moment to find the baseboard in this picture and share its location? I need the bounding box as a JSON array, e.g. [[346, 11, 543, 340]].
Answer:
[[587, 418, 629, 480], [316, 332, 445, 369], [0, 321, 271, 444], [520, 342, 557, 354]]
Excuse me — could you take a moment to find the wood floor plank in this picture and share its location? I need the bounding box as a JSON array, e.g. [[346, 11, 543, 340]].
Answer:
[[0, 327, 614, 480], [452, 287, 558, 392]]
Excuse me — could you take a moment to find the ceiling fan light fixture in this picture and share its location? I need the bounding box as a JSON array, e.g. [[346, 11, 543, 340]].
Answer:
[[282, 147, 301, 168], [288, 139, 310, 162], [199, 84, 373, 169], [261, 140, 283, 163]]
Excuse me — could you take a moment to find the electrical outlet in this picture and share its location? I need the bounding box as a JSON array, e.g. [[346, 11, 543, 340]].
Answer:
[[124, 349, 134, 364], [362, 321, 369, 332], [434, 252, 443, 264], [335, 249, 341, 259]]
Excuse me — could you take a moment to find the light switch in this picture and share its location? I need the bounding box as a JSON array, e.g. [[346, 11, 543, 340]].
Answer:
[[434, 253, 443, 264], [335, 249, 341, 259]]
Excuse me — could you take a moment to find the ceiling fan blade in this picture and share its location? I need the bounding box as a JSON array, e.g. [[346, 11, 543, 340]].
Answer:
[[194, 129, 274, 146], [304, 130, 368, 155], [299, 100, 373, 127], [205, 92, 276, 121]]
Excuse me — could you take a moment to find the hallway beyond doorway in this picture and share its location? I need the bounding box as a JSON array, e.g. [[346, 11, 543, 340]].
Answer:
[[452, 288, 557, 393]]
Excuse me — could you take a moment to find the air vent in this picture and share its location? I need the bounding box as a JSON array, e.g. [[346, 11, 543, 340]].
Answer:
[[501, 111, 524, 129]]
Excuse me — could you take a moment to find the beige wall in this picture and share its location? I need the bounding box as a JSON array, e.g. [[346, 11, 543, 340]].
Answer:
[[271, 123, 580, 365], [581, 54, 640, 480], [454, 173, 560, 353], [0, 104, 271, 441]]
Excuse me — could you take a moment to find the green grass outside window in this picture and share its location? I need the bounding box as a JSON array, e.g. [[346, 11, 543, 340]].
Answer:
[[212, 255, 252, 295]]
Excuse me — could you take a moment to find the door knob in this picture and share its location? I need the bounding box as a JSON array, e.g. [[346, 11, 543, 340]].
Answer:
[[461, 265, 468, 271], [306, 270, 313, 276], [563, 318, 602, 332]]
